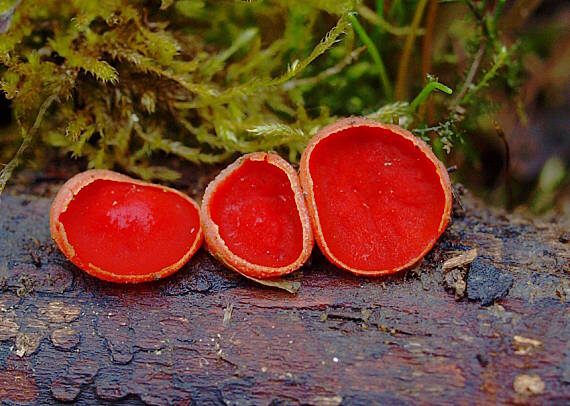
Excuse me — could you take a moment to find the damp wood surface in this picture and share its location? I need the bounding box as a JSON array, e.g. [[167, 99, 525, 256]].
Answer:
[[0, 174, 569, 406]]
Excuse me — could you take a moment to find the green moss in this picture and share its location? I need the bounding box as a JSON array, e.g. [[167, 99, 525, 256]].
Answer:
[[0, 0, 522, 194], [1, 1, 358, 190]]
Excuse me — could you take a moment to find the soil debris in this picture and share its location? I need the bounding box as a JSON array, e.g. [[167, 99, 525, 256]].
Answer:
[[16, 276, 34, 297], [443, 268, 467, 299], [310, 395, 343, 406], [513, 374, 545, 395], [442, 249, 478, 300], [513, 335, 543, 355], [223, 303, 234, 327], [466, 257, 513, 306], [241, 272, 301, 294], [442, 248, 478, 270]]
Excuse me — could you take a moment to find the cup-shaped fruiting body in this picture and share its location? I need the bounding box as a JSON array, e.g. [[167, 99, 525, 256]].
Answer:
[[50, 169, 203, 283], [300, 117, 452, 276], [201, 152, 313, 279]]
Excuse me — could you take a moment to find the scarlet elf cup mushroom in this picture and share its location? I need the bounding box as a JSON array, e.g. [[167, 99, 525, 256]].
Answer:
[[50, 119, 451, 283], [201, 152, 314, 279], [299, 117, 452, 276], [50, 170, 203, 283]]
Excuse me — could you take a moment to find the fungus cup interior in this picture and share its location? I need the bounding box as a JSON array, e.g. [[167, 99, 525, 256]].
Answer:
[[58, 179, 201, 277], [309, 125, 448, 272], [209, 158, 303, 268]]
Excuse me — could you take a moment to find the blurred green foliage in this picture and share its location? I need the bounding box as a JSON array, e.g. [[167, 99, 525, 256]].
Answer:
[[1, 0, 562, 205]]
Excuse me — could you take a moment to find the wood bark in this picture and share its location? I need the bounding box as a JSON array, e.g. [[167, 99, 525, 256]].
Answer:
[[0, 181, 569, 405]]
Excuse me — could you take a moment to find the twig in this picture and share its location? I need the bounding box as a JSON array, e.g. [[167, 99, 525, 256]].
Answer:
[[461, 44, 511, 105], [222, 303, 234, 327], [395, 0, 428, 100], [451, 43, 486, 109], [442, 248, 478, 271]]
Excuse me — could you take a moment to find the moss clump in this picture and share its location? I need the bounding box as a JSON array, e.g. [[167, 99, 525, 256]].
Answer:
[[0, 0, 523, 195], [0, 1, 358, 190]]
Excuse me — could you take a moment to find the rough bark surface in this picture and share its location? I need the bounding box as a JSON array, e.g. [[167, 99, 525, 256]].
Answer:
[[0, 179, 569, 405]]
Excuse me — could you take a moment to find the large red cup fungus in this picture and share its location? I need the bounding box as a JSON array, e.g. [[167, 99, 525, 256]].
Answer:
[[50, 170, 203, 283], [201, 152, 313, 279], [300, 117, 452, 276]]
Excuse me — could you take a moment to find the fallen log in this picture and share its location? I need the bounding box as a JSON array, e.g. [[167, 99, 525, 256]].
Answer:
[[0, 180, 568, 405]]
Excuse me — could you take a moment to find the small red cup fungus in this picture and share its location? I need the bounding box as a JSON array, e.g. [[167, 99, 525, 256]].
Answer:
[[201, 152, 313, 279], [300, 117, 452, 276], [50, 170, 203, 283]]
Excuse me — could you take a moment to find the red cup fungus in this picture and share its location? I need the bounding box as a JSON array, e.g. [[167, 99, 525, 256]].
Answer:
[[201, 152, 313, 279], [300, 117, 452, 276], [50, 169, 203, 283]]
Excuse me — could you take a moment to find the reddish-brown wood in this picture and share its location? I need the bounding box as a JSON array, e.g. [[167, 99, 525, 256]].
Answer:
[[0, 175, 568, 405]]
